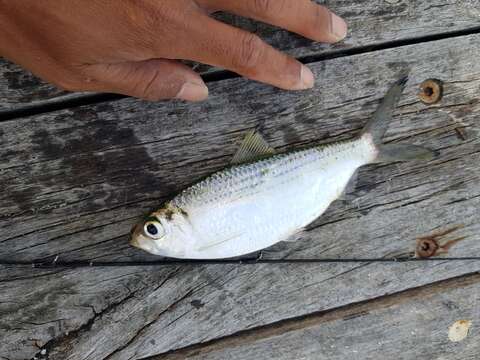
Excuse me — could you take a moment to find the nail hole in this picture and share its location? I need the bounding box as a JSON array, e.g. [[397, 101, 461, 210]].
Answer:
[[415, 225, 466, 258], [418, 79, 443, 104], [424, 87, 433, 97], [416, 238, 438, 258]]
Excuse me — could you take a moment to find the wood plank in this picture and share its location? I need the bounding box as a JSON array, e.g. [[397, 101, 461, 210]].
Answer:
[[1, 34, 480, 359], [1, 0, 480, 112], [154, 273, 480, 360]]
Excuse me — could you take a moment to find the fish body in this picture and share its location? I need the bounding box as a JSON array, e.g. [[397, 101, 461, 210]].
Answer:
[[163, 139, 373, 258], [131, 77, 435, 258]]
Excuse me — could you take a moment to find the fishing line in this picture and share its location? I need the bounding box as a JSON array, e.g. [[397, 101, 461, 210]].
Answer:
[[1, 257, 480, 268]]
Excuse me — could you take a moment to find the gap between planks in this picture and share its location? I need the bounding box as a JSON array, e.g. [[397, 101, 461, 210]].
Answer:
[[145, 271, 480, 360], [1, 25, 480, 122]]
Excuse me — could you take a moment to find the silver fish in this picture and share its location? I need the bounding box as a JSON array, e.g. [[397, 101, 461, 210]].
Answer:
[[131, 77, 435, 258]]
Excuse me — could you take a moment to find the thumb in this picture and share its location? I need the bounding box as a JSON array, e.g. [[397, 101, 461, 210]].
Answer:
[[84, 59, 208, 101]]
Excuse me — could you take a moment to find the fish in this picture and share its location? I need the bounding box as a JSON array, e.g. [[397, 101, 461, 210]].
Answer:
[[130, 77, 436, 259]]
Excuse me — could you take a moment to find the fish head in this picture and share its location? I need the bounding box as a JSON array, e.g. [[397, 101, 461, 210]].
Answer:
[[130, 203, 189, 257]]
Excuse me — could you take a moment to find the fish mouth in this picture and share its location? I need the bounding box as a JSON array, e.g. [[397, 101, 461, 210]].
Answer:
[[130, 236, 141, 249], [129, 224, 142, 249]]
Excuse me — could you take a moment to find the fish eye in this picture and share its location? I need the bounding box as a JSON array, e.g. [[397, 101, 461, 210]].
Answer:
[[143, 220, 164, 239]]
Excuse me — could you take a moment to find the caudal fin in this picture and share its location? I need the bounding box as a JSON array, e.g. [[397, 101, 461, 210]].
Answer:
[[375, 144, 437, 162], [361, 76, 437, 163]]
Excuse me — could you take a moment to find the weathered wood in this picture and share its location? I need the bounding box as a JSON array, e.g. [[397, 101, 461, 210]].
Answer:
[[1, 33, 480, 359], [153, 273, 480, 360], [1, 0, 480, 111]]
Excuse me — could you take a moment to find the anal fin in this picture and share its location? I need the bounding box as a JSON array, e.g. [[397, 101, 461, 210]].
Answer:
[[338, 169, 359, 202], [282, 228, 306, 243]]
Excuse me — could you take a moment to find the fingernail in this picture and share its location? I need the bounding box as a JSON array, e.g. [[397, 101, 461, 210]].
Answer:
[[176, 82, 209, 101], [298, 65, 315, 89], [330, 13, 348, 41]]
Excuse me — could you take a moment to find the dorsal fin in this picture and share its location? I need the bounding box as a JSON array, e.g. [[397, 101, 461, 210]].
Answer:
[[231, 130, 276, 165]]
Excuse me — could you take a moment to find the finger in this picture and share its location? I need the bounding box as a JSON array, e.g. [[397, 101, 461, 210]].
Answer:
[[82, 59, 208, 101], [199, 0, 347, 43], [186, 16, 314, 90]]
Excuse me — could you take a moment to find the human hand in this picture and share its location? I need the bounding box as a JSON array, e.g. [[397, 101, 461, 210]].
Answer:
[[0, 0, 347, 101]]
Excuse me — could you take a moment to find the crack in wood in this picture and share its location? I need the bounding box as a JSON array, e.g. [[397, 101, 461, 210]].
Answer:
[[36, 235, 126, 262], [32, 267, 181, 360], [142, 271, 480, 360], [101, 266, 240, 360], [282, 262, 372, 297], [102, 268, 188, 360], [0, 269, 63, 284]]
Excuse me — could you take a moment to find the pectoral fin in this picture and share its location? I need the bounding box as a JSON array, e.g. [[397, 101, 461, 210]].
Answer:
[[338, 170, 359, 201], [195, 232, 243, 252]]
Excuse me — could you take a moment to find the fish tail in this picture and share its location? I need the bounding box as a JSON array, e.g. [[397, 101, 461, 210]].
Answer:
[[361, 76, 437, 163]]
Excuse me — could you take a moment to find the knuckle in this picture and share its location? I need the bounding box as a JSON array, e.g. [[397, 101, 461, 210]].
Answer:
[[142, 3, 170, 29], [236, 33, 264, 71], [142, 2, 189, 34], [250, 0, 274, 13], [310, 6, 331, 38], [122, 0, 200, 57], [137, 70, 166, 101], [127, 2, 183, 52], [313, 6, 327, 28]]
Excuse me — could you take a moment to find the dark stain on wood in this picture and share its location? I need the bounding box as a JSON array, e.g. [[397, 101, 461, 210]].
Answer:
[[3, 69, 42, 90], [370, 2, 409, 17], [293, 111, 316, 125], [191, 300, 205, 309], [10, 185, 42, 212], [3, 68, 59, 102], [31, 129, 64, 159], [385, 61, 410, 72], [454, 127, 468, 141], [442, 299, 460, 311], [20, 107, 177, 212], [279, 123, 301, 145]]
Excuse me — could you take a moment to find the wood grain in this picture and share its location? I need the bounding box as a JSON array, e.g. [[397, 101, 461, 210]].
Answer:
[[1, 34, 479, 359], [1, 0, 480, 112], [152, 273, 480, 360]]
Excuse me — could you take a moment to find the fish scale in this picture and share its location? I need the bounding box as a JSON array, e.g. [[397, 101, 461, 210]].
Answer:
[[174, 141, 364, 208]]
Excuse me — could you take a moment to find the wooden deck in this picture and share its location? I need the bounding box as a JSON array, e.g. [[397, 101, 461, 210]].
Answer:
[[1, 2, 480, 359]]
